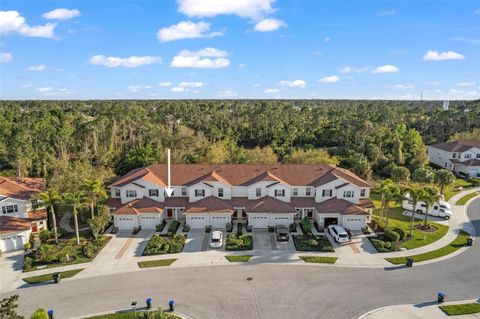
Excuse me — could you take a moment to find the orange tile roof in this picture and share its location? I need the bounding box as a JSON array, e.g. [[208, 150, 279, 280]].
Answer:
[[113, 197, 164, 215], [0, 177, 46, 200], [0, 216, 31, 235], [315, 198, 369, 215], [27, 209, 48, 221]]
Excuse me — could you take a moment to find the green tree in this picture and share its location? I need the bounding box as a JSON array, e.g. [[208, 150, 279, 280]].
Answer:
[[434, 169, 456, 194], [378, 179, 394, 222], [89, 205, 111, 240], [383, 183, 400, 227], [399, 187, 425, 237], [36, 190, 61, 244], [243, 147, 278, 164], [0, 295, 24, 319], [285, 149, 338, 165], [391, 166, 410, 182], [83, 178, 108, 218], [118, 145, 157, 175], [30, 308, 48, 319], [419, 186, 442, 227], [64, 191, 88, 245], [412, 167, 435, 184], [393, 134, 405, 165]]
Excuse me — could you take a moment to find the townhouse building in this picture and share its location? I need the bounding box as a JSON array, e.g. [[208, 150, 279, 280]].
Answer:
[[428, 141, 480, 178]]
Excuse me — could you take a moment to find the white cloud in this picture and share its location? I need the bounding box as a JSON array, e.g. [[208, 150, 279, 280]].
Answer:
[[279, 80, 306, 88], [158, 82, 172, 87], [264, 88, 279, 93], [0, 11, 56, 38], [392, 83, 415, 91], [324, 36, 331, 43], [372, 65, 399, 73], [157, 21, 222, 42], [178, 0, 275, 19], [42, 8, 80, 20], [423, 50, 464, 61], [318, 75, 339, 83], [0, 52, 12, 62], [254, 18, 286, 32], [127, 85, 141, 92], [170, 47, 230, 69], [143, 85, 152, 89], [340, 66, 369, 74], [171, 87, 186, 92], [35, 87, 53, 93], [178, 81, 207, 88], [28, 64, 46, 71], [457, 82, 476, 87], [88, 55, 162, 68]]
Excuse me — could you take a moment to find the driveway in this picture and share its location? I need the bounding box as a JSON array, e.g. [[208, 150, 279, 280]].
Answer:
[[0, 251, 23, 292], [253, 230, 271, 250], [184, 229, 207, 252]]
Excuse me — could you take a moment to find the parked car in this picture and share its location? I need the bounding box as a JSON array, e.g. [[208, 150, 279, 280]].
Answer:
[[210, 231, 223, 248], [275, 226, 289, 241], [328, 225, 350, 243], [402, 198, 453, 220]]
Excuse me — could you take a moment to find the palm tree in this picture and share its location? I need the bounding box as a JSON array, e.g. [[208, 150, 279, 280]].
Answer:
[[399, 187, 426, 237], [64, 191, 88, 245], [420, 186, 442, 228], [383, 183, 400, 228], [379, 179, 394, 223], [36, 190, 62, 244], [83, 178, 108, 219]]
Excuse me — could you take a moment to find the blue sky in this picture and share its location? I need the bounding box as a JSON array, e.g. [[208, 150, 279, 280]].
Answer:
[[0, 0, 479, 100]]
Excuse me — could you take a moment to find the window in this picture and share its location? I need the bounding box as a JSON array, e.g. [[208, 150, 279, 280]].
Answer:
[[452, 153, 456, 158], [465, 154, 472, 159], [126, 190, 137, 198], [343, 190, 354, 198], [149, 189, 159, 197], [360, 189, 366, 197], [256, 188, 261, 197], [274, 189, 285, 197], [322, 189, 333, 197], [292, 188, 298, 196], [306, 187, 312, 196], [181, 187, 187, 196], [195, 189, 205, 197], [2, 205, 18, 215], [114, 188, 121, 197], [218, 188, 224, 197], [477, 154, 480, 159], [31, 199, 39, 206]]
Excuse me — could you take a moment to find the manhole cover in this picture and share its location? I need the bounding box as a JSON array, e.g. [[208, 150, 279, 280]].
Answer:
[[246, 277, 253, 281]]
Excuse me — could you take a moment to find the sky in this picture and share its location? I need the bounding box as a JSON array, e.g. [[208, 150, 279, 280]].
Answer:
[[0, 0, 479, 100]]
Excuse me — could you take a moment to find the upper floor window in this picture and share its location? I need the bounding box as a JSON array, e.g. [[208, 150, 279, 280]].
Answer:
[[31, 199, 39, 207], [360, 189, 366, 197], [114, 188, 121, 197], [195, 189, 205, 197], [343, 190, 354, 198], [2, 205, 18, 215], [477, 154, 480, 158], [292, 188, 298, 196], [218, 188, 224, 198], [306, 187, 312, 196], [464, 154, 472, 159], [322, 189, 333, 197], [149, 189, 159, 197], [126, 190, 137, 198], [274, 189, 285, 197], [181, 187, 187, 196], [452, 153, 456, 158], [256, 188, 261, 197]]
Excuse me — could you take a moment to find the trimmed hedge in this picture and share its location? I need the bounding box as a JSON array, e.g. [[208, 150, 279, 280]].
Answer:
[[142, 234, 186, 255], [384, 229, 400, 242], [225, 234, 253, 251], [300, 218, 312, 235]]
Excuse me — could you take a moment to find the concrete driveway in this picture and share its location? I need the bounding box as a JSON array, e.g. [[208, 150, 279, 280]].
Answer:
[[184, 229, 208, 252], [0, 251, 23, 292], [253, 230, 272, 250]]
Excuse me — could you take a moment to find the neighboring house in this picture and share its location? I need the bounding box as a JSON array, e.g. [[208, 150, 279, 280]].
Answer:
[[107, 164, 374, 231], [0, 177, 47, 253], [428, 141, 480, 178]]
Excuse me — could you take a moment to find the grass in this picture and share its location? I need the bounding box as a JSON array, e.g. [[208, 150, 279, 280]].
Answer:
[[86, 310, 181, 319], [440, 302, 480, 316], [225, 234, 253, 251], [225, 255, 253, 262], [444, 179, 473, 200], [23, 268, 84, 284], [137, 259, 177, 268], [292, 234, 335, 252], [299, 256, 337, 264], [456, 192, 479, 205], [385, 230, 471, 264]]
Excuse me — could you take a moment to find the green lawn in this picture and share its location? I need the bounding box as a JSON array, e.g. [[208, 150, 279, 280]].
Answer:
[[386, 230, 471, 264], [372, 207, 449, 250], [137, 259, 177, 268], [299, 256, 337, 264], [444, 179, 473, 200], [23, 268, 84, 284], [225, 255, 253, 262], [456, 192, 479, 205], [86, 310, 181, 319], [440, 302, 480, 316]]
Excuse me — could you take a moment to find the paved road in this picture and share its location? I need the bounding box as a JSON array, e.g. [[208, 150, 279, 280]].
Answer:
[[3, 198, 479, 319]]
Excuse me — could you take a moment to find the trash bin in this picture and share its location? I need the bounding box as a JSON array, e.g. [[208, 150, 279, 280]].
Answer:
[[47, 309, 54, 319], [146, 298, 152, 309], [438, 291, 446, 303], [169, 300, 175, 312], [405, 257, 413, 267], [52, 272, 61, 283], [467, 237, 473, 246]]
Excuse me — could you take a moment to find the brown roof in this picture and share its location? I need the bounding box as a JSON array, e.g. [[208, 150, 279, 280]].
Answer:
[[0, 177, 46, 200], [450, 159, 480, 167], [430, 140, 480, 152], [290, 197, 316, 207], [106, 197, 122, 209], [0, 216, 31, 235], [27, 209, 48, 221], [109, 164, 370, 189], [358, 198, 375, 209], [245, 197, 295, 213], [185, 197, 234, 214], [113, 197, 164, 215], [315, 198, 369, 215]]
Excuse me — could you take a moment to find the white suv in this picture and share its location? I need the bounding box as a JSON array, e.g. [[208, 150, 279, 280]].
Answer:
[[327, 225, 350, 243], [210, 231, 223, 248]]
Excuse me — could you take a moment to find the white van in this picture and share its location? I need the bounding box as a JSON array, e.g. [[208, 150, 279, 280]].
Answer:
[[402, 198, 452, 220]]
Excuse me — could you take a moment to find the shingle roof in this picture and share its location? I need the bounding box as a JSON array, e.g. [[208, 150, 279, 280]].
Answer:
[[185, 197, 234, 214], [315, 198, 369, 215], [113, 197, 164, 215], [27, 209, 48, 221], [0, 216, 31, 235], [430, 140, 480, 152], [0, 177, 46, 200], [450, 159, 480, 167]]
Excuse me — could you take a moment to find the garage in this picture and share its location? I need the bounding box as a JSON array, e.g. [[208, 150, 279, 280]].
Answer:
[[187, 215, 208, 229], [139, 215, 160, 229], [342, 216, 366, 230], [273, 216, 291, 226], [115, 216, 138, 230], [0, 234, 25, 252], [210, 215, 229, 228], [250, 215, 269, 228], [324, 217, 338, 228]]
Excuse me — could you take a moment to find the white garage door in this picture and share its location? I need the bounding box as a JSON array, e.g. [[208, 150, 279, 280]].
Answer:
[[251, 216, 269, 228], [116, 216, 137, 230], [343, 217, 365, 230], [211, 215, 229, 228], [273, 216, 290, 226], [188, 216, 208, 229], [139, 216, 158, 229], [0, 235, 24, 252]]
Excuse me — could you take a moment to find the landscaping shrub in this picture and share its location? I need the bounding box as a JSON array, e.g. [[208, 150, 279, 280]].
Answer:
[[182, 224, 190, 233], [393, 227, 406, 240], [384, 229, 400, 242], [226, 223, 233, 232], [39, 230, 50, 243], [292, 235, 334, 252], [168, 241, 183, 253], [268, 226, 274, 233], [384, 242, 393, 250], [225, 234, 253, 251], [31, 308, 49, 319], [289, 223, 297, 232], [143, 234, 185, 256], [300, 218, 312, 235], [156, 220, 167, 232], [167, 221, 180, 233], [307, 239, 318, 247], [205, 225, 212, 233], [82, 242, 96, 258], [23, 256, 33, 271]]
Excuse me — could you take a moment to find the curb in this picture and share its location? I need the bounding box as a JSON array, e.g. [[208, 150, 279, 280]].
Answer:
[[70, 308, 193, 319]]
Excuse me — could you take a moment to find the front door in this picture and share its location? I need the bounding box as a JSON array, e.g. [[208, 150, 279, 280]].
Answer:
[[31, 223, 38, 233], [306, 209, 313, 219], [167, 208, 173, 219]]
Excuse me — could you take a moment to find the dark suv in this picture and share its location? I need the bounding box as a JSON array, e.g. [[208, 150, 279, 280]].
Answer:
[[275, 226, 289, 241]]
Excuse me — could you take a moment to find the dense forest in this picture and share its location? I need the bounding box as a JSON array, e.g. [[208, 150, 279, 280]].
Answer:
[[0, 99, 479, 188]]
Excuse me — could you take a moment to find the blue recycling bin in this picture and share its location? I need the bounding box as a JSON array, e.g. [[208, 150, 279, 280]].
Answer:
[[47, 309, 54, 319], [438, 291, 446, 303], [169, 300, 175, 311], [146, 298, 152, 309]]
